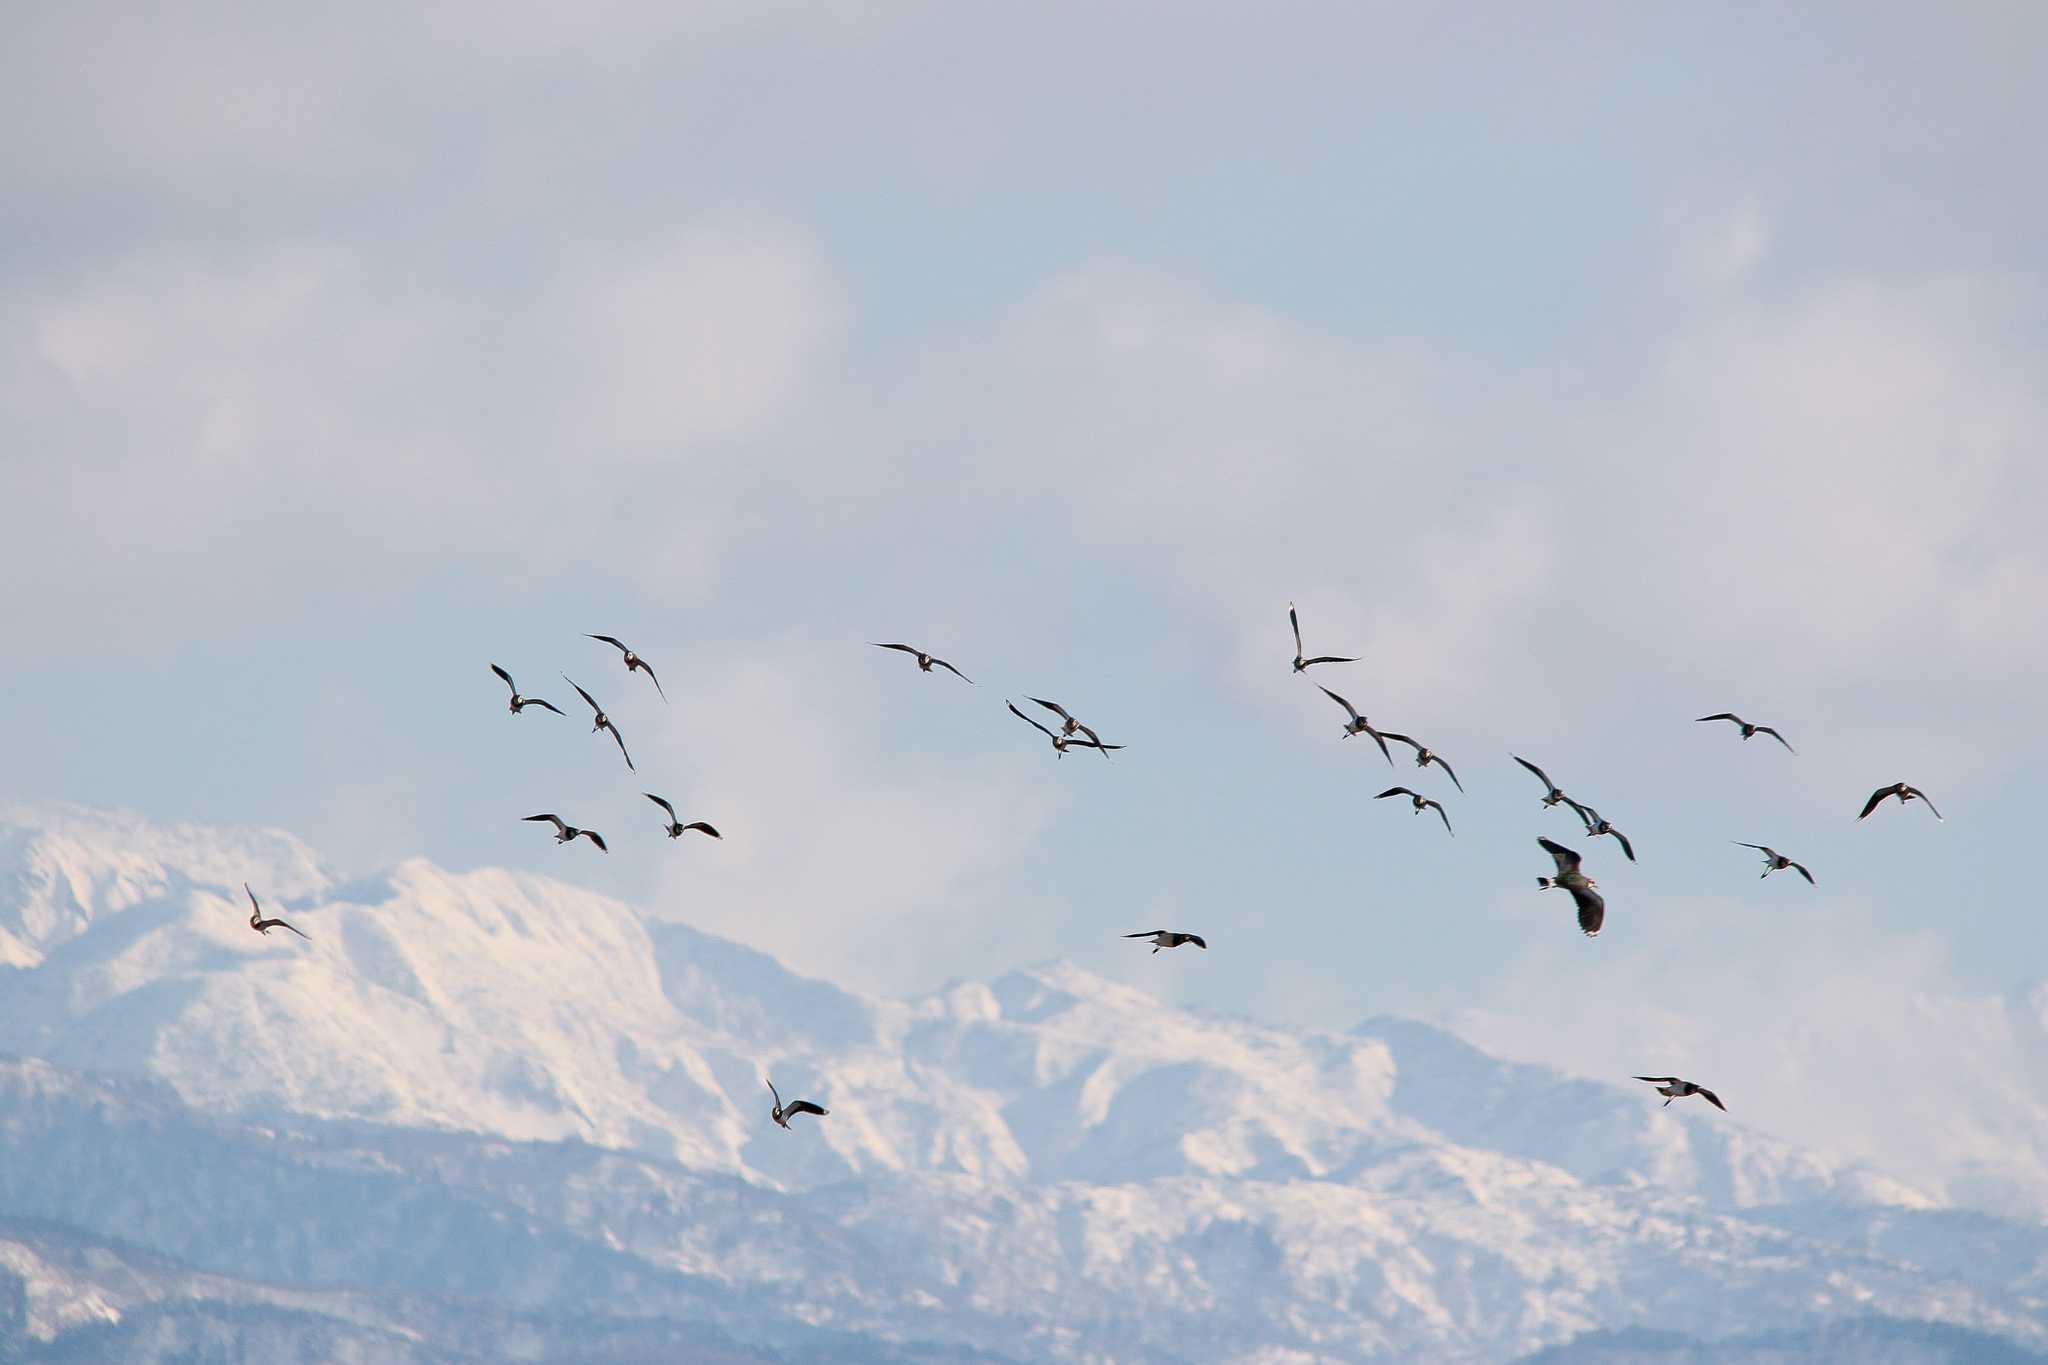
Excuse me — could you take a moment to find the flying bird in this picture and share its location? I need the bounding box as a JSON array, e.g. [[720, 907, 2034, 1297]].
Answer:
[[1859, 782, 1942, 822], [1316, 686, 1394, 764], [1537, 837, 1605, 937], [1380, 732, 1463, 792], [1124, 930, 1207, 954], [1733, 842, 1814, 884], [1575, 806, 1636, 863], [1513, 755, 1591, 823], [645, 793, 720, 841], [588, 635, 665, 701], [522, 813, 608, 852], [1633, 1076, 1726, 1111], [242, 883, 310, 941], [563, 675, 635, 771], [1027, 697, 1107, 749], [1288, 603, 1357, 673], [1375, 786, 1453, 835], [870, 643, 973, 683], [489, 664, 564, 716], [1007, 701, 1122, 758], [1695, 713, 1795, 754], [766, 1079, 828, 1129]]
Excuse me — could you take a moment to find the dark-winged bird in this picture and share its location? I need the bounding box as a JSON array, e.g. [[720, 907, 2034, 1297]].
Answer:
[[523, 813, 608, 852], [588, 635, 665, 701], [1695, 712, 1794, 753], [1734, 842, 1814, 883], [645, 793, 720, 841], [243, 883, 310, 940], [1288, 603, 1357, 673], [1537, 837, 1605, 937], [1859, 782, 1942, 822], [490, 664, 564, 716], [1124, 930, 1207, 954], [1513, 755, 1591, 823], [1575, 805, 1636, 862], [563, 674, 634, 771], [767, 1079, 828, 1129], [1008, 701, 1123, 758], [1379, 732, 1463, 791], [1633, 1076, 1726, 1111], [870, 643, 973, 683], [1375, 786, 1453, 835], [1316, 686, 1393, 764], [1027, 697, 1109, 753]]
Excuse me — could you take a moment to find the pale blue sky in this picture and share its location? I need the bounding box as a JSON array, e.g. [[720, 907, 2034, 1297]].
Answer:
[[3, 2, 2044, 1163]]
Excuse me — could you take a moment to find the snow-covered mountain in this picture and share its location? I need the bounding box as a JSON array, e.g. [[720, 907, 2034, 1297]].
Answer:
[[0, 799, 2044, 1363]]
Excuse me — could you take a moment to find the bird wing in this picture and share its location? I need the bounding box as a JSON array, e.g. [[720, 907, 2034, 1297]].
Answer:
[[1289, 604, 1304, 656], [641, 660, 667, 701], [581, 830, 608, 852], [1633, 1076, 1681, 1085], [1364, 726, 1394, 765], [787, 1100, 828, 1118], [608, 725, 635, 771], [1571, 884, 1605, 937], [1007, 701, 1058, 739], [563, 675, 601, 714], [1905, 786, 1943, 820], [1374, 787, 1418, 800], [526, 698, 565, 715], [1857, 787, 1892, 820], [1028, 697, 1075, 724], [1791, 861, 1815, 884], [244, 882, 261, 915], [1695, 713, 1740, 725], [588, 634, 629, 653], [1513, 754, 1554, 789], [766, 1078, 782, 1110], [1561, 795, 1596, 828], [1756, 726, 1795, 754], [1608, 828, 1636, 862], [524, 814, 568, 834], [645, 792, 678, 823], [871, 642, 922, 657], [1434, 756, 1464, 792], [1123, 931, 1166, 940], [1301, 655, 1356, 667], [932, 658, 975, 684], [1429, 802, 1453, 836], [1379, 732, 1420, 752], [1697, 1088, 1726, 1112], [1186, 935, 1207, 949], [276, 918, 311, 941], [1732, 842, 1772, 854], [1538, 837, 1582, 874], [491, 663, 516, 694], [682, 822, 721, 838], [1318, 686, 1362, 723]]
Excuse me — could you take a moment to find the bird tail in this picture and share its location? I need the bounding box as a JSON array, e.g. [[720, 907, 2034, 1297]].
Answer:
[[1537, 877, 1554, 889]]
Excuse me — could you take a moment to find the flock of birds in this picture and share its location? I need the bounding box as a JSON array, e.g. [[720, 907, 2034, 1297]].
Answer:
[[232, 610, 1946, 1131]]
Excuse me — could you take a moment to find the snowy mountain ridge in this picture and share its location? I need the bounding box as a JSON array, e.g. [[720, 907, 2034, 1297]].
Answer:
[[0, 799, 2044, 1363]]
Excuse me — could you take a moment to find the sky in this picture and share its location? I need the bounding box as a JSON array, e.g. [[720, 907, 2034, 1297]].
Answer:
[[3, 2, 2045, 1176]]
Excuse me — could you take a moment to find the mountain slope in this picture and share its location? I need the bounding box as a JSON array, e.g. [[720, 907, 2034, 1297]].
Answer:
[[0, 800, 2044, 1363]]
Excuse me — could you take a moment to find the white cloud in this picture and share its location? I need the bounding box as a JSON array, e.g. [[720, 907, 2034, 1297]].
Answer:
[[0, 222, 841, 634], [552, 225, 843, 451], [631, 649, 1051, 994]]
